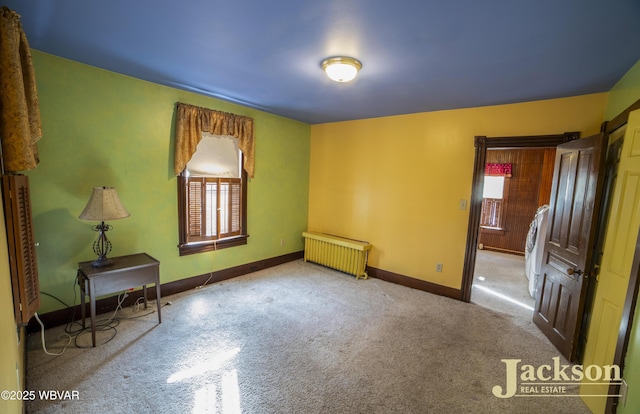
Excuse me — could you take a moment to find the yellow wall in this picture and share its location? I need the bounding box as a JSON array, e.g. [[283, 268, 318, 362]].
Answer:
[[0, 204, 24, 414], [309, 93, 608, 289]]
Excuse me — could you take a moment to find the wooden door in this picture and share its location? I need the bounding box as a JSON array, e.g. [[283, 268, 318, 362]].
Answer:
[[580, 109, 640, 412], [533, 133, 607, 361]]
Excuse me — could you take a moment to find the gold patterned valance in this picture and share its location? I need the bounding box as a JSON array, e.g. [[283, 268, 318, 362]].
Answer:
[[174, 102, 255, 177], [0, 7, 42, 172]]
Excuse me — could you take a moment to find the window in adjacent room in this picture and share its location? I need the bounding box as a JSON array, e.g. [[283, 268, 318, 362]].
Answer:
[[480, 163, 511, 230], [178, 133, 247, 255], [481, 176, 506, 228]]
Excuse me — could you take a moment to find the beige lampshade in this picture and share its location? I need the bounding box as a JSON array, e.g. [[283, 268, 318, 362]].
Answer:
[[79, 187, 130, 221]]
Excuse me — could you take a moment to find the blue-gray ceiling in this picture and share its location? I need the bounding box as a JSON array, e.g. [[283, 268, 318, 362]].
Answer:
[[4, 0, 640, 124]]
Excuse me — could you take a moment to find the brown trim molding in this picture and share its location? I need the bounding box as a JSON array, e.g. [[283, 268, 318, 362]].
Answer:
[[367, 266, 463, 300], [480, 246, 524, 256], [178, 235, 249, 256], [604, 98, 640, 134], [29, 251, 303, 333], [461, 132, 580, 302]]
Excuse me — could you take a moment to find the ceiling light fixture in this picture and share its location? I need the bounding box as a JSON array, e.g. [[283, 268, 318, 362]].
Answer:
[[321, 56, 362, 83]]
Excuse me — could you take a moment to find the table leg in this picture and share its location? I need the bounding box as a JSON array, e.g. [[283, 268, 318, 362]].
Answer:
[[80, 279, 86, 329], [156, 282, 162, 324], [90, 280, 97, 347]]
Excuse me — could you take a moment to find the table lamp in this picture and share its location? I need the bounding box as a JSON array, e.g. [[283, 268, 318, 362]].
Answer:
[[79, 187, 130, 267]]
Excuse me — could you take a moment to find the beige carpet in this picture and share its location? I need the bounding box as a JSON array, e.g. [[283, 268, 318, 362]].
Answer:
[[26, 258, 590, 413], [471, 249, 544, 338]]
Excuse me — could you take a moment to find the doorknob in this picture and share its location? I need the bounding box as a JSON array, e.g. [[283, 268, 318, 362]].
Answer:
[[567, 268, 583, 276]]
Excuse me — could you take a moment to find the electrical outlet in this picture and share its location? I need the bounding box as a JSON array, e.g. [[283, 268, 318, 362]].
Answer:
[[459, 199, 467, 210], [280, 238, 285, 246], [436, 263, 443, 272], [619, 378, 628, 406]]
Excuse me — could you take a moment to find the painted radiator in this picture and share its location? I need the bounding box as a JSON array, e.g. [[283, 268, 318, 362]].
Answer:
[[302, 231, 372, 279]]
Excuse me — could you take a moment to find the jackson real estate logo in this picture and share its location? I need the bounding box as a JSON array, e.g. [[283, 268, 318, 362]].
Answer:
[[492, 357, 622, 398]]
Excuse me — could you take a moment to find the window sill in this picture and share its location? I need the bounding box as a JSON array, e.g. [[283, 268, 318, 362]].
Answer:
[[178, 235, 248, 256], [479, 227, 505, 235]]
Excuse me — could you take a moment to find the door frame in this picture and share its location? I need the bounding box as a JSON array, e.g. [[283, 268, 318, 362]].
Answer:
[[460, 131, 580, 303]]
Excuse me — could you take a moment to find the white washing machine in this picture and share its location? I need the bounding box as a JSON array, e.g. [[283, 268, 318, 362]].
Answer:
[[525, 205, 549, 298]]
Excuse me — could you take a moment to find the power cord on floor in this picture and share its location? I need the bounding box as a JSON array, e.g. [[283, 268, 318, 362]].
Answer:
[[72, 291, 129, 348], [38, 274, 168, 351], [42, 272, 85, 337], [197, 240, 217, 289], [34, 312, 73, 356], [197, 272, 213, 289], [36, 290, 125, 351]]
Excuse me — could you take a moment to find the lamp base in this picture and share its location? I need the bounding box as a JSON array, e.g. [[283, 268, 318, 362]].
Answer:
[[90, 221, 114, 267], [91, 257, 114, 268]]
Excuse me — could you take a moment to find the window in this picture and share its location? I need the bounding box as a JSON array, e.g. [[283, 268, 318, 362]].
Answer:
[[174, 102, 254, 255], [480, 176, 508, 229], [185, 177, 242, 241], [178, 134, 248, 255]]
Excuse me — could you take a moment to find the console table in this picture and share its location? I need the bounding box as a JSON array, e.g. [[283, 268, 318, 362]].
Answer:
[[78, 253, 161, 347]]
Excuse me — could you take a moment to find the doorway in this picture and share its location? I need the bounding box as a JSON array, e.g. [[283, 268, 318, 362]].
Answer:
[[471, 146, 557, 333], [478, 147, 556, 254], [463, 131, 614, 362], [461, 132, 580, 303]]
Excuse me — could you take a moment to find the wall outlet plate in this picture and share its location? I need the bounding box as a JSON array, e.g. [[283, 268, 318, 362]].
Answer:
[[619, 378, 628, 406], [436, 263, 443, 272]]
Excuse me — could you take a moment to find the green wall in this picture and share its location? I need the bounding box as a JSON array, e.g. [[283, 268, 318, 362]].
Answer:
[[28, 51, 310, 314], [619, 318, 640, 414], [606, 59, 640, 414], [605, 59, 640, 120]]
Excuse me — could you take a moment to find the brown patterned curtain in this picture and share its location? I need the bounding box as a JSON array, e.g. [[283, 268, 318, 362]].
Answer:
[[174, 102, 255, 177], [0, 7, 42, 173]]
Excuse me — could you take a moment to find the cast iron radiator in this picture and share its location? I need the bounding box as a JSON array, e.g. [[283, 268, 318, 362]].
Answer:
[[302, 231, 371, 279]]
